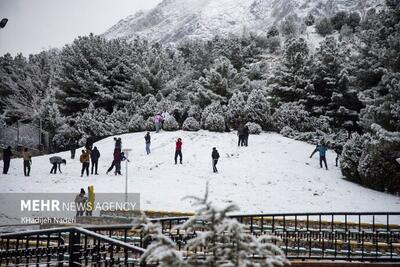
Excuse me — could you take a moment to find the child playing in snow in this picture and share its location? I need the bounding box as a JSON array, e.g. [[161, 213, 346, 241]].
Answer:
[[310, 143, 328, 170]]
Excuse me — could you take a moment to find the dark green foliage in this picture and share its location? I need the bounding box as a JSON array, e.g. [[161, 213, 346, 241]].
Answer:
[[330, 11, 348, 31], [315, 17, 334, 36]]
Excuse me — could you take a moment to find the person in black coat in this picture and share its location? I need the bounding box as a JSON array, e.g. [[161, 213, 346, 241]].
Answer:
[[237, 125, 244, 147], [2, 146, 12, 174], [243, 125, 249, 147], [145, 132, 151, 155], [212, 147, 220, 173], [91, 147, 100, 175]]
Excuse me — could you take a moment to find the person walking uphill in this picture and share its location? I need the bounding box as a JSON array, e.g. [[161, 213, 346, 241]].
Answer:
[[212, 147, 220, 173], [22, 148, 32, 176], [2, 146, 12, 174], [145, 132, 151, 155], [310, 143, 329, 170], [91, 147, 100, 175], [175, 138, 183, 164], [49, 156, 66, 174], [80, 150, 90, 177]]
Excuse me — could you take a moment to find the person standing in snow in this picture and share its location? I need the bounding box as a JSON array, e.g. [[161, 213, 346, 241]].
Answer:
[[212, 147, 220, 173], [243, 125, 249, 147], [237, 125, 244, 147], [22, 148, 32, 176], [86, 185, 95, 216], [154, 113, 162, 133], [74, 188, 87, 217], [310, 143, 329, 170], [334, 145, 342, 167], [80, 149, 90, 177], [161, 111, 170, 129], [175, 138, 183, 164], [2, 146, 12, 174], [69, 139, 77, 159], [145, 132, 151, 155], [90, 147, 100, 175], [49, 156, 66, 174], [173, 109, 181, 125], [115, 151, 128, 175]]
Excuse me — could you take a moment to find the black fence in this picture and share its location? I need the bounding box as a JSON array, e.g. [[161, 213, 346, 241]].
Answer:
[[0, 227, 145, 266], [1, 212, 399, 266]]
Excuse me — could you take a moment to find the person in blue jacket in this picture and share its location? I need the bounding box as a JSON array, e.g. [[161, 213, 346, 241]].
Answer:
[[310, 143, 328, 170]]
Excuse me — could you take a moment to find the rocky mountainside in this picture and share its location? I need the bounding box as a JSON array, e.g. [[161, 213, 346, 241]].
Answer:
[[103, 0, 381, 43]]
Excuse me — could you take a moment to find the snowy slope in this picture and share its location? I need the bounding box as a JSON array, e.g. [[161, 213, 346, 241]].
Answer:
[[103, 0, 382, 43], [1, 130, 399, 221]]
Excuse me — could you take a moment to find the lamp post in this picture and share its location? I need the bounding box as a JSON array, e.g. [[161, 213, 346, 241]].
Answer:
[[122, 149, 132, 202]]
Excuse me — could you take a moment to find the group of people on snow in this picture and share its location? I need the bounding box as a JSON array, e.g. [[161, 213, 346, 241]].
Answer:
[[1, 115, 340, 176], [74, 185, 95, 217]]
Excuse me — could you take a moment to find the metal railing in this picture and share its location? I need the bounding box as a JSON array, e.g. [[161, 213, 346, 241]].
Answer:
[[0, 226, 145, 266], [1, 212, 399, 265]]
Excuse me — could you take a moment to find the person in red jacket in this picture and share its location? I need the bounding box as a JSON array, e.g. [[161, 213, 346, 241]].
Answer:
[[175, 138, 183, 164]]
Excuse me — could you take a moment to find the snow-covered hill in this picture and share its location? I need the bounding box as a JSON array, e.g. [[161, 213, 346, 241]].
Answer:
[[1, 130, 398, 223], [103, 0, 381, 43]]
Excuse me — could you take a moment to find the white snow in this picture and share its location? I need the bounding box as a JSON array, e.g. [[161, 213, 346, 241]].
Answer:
[[1, 130, 399, 218]]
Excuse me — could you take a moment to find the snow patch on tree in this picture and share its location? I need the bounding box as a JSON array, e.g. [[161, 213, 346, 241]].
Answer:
[[128, 114, 145, 132], [163, 116, 180, 131], [182, 117, 200, 131], [204, 113, 225, 132], [245, 122, 262, 134]]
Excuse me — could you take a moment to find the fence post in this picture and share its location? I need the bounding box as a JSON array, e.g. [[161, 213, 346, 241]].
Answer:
[[68, 229, 81, 266]]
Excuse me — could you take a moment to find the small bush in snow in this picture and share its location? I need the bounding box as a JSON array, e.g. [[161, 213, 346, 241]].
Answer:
[[246, 122, 262, 134], [128, 114, 145, 132], [204, 113, 225, 132], [145, 117, 156, 131], [163, 116, 180, 131], [182, 117, 200, 131]]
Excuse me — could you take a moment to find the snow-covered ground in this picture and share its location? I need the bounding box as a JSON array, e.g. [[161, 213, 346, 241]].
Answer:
[[1, 131, 399, 217]]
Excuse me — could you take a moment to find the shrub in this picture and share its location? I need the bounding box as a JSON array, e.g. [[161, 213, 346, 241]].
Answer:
[[163, 116, 180, 131], [357, 124, 400, 193], [145, 117, 156, 131], [204, 113, 225, 132], [128, 114, 145, 132], [245, 122, 262, 134], [182, 117, 200, 131], [330, 11, 348, 31], [341, 133, 369, 182], [315, 17, 333, 36]]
